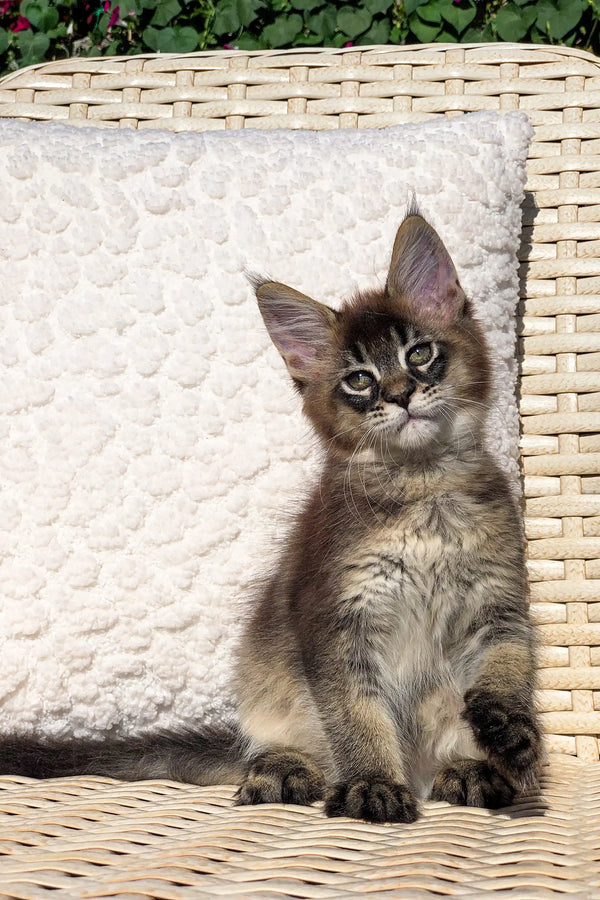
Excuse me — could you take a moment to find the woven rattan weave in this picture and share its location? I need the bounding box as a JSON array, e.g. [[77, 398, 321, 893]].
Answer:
[[0, 42, 599, 897], [0, 755, 596, 898]]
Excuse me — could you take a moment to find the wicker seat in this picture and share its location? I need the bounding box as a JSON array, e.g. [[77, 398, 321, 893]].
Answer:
[[0, 42, 599, 897]]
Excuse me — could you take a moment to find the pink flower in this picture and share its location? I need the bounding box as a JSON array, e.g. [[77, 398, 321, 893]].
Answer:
[[223, 43, 233, 49], [344, 41, 353, 47], [103, 0, 110, 10], [11, 14, 31, 31], [108, 4, 120, 27]]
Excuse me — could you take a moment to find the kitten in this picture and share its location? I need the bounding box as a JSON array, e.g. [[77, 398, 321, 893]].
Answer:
[[0, 211, 542, 824]]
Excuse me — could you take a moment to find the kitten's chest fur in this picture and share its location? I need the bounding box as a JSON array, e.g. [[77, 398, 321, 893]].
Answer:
[[336, 487, 487, 678]]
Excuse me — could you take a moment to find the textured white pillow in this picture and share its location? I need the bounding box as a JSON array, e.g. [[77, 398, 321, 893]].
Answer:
[[0, 112, 532, 737]]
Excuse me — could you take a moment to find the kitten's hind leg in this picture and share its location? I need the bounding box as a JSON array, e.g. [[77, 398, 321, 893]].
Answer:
[[235, 747, 326, 807], [430, 759, 514, 809]]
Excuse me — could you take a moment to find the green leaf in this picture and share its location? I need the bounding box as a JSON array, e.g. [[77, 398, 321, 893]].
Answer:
[[363, 0, 393, 13], [156, 26, 180, 52], [404, 0, 429, 16], [150, 0, 181, 27], [408, 12, 440, 40], [46, 23, 68, 39], [122, 0, 143, 15], [416, 1, 442, 24], [356, 17, 390, 43], [331, 30, 348, 46], [533, 0, 553, 25], [142, 25, 161, 49], [440, 0, 476, 33], [295, 32, 325, 44], [521, 3, 539, 28], [0, 28, 9, 55], [169, 25, 199, 51], [93, 11, 110, 36], [15, 29, 50, 65], [462, 23, 494, 41], [494, 2, 534, 41], [147, 24, 199, 51], [213, 0, 240, 34], [336, 6, 372, 37], [21, 0, 59, 31], [236, 32, 265, 49], [237, 0, 262, 26], [20, 0, 46, 16], [389, 22, 409, 42], [543, 0, 586, 40], [307, 6, 336, 39], [290, 0, 321, 9], [263, 13, 303, 45], [40, 5, 59, 29]]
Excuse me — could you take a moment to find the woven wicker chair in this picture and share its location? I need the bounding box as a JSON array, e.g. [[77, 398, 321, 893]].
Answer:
[[0, 42, 599, 897]]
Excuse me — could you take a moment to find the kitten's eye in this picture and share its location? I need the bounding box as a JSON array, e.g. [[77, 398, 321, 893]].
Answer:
[[407, 343, 433, 366], [344, 371, 375, 391]]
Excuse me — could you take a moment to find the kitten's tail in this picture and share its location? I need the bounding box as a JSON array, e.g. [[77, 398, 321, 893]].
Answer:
[[0, 724, 249, 785]]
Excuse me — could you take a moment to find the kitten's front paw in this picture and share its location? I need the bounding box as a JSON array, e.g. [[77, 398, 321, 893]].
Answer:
[[325, 777, 418, 824], [430, 759, 515, 809], [235, 748, 325, 807], [462, 687, 542, 784]]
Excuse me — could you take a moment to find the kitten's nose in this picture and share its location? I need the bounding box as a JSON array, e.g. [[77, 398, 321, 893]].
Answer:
[[382, 382, 416, 409]]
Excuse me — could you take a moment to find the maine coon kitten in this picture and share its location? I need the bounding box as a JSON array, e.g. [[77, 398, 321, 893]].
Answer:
[[0, 212, 542, 824]]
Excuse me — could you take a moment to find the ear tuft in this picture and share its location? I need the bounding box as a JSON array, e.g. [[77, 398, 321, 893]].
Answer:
[[255, 281, 338, 383], [246, 270, 271, 293], [386, 214, 465, 325]]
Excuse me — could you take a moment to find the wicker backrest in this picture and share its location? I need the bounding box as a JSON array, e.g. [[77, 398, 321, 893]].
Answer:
[[0, 42, 599, 763]]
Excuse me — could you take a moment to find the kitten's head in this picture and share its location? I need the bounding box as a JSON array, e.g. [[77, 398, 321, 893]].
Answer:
[[255, 213, 491, 463]]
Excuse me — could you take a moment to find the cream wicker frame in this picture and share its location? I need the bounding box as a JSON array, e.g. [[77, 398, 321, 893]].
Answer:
[[0, 42, 599, 898]]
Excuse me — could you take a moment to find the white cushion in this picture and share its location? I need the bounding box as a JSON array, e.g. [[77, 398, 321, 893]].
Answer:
[[0, 112, 532, 736]]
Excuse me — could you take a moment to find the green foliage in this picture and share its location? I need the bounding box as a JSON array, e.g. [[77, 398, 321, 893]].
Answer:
[[0, 0, 599, 79]]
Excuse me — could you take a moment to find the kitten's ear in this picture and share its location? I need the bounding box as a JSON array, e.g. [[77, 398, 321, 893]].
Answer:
[[255, 280, 338, 383], [386, 215, 465, 325]]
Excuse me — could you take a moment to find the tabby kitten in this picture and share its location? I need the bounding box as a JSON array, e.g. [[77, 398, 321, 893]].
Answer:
[[0, 212, 541, 824]]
